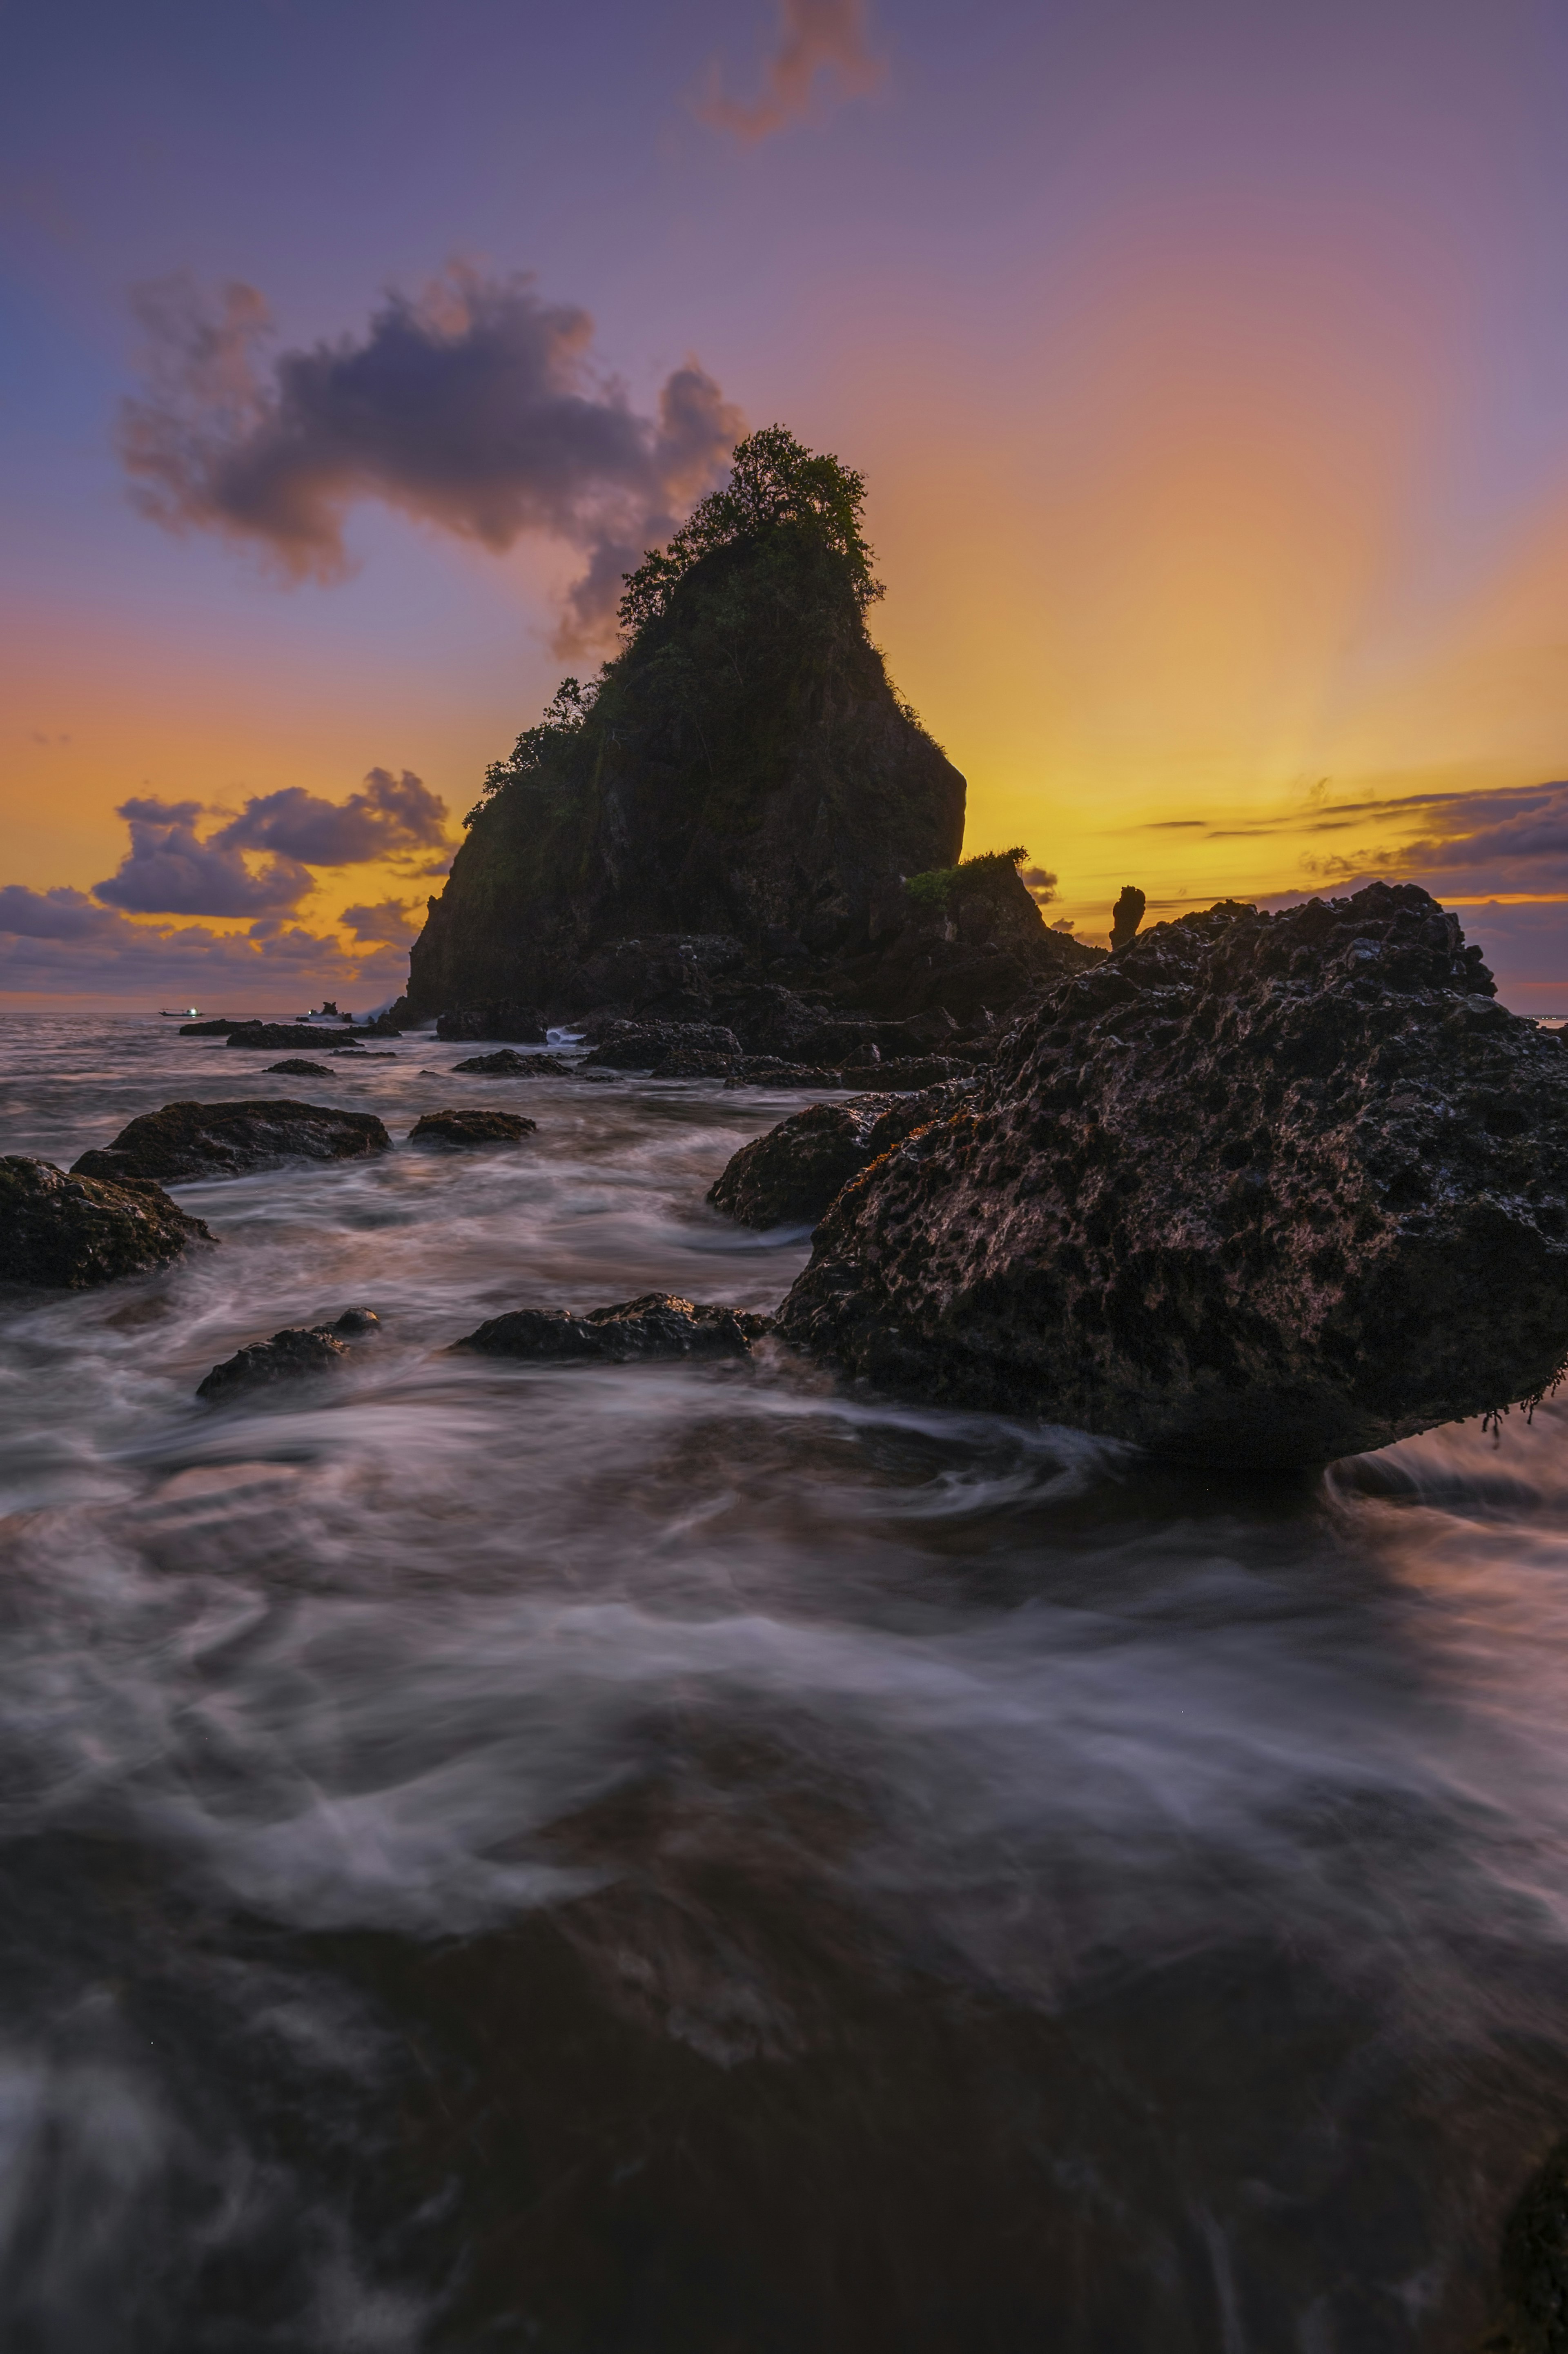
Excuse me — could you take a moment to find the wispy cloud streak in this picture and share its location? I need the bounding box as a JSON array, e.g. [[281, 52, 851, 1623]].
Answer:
[[699, 0, 884, 143]]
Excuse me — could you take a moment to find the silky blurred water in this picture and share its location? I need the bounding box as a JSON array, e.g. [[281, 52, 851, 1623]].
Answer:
[[3, 1011, 1568, 2349]]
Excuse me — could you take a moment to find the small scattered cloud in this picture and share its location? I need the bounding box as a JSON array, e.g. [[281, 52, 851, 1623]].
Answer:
[[1021, 864, 1058, 903], [337, 896, 422, 945], [698, 0, 884, 143], [119, 266, 744, 649]]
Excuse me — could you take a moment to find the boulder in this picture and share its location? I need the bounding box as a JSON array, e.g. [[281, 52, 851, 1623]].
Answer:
[[265, 1059, 332, 1076], [709, 1083, 978, 1229], [434, 1002, 548, 1043], [653, 1049, 741, 1080], [776, 884, 1568, 1470], [452, 1292, 772, 1364], [197, 1307, 379, 1401], [407, 1108, 537, 1147], [0, 1157, 214, 1289], [581, 1021, 742, 1070], [224, 1023, 356, 1051], [178, 1017, 243, 1036], [453, 1049, 572, 1076], [726, 1060, 848, 1089], [71, 1100, 392, 1185]]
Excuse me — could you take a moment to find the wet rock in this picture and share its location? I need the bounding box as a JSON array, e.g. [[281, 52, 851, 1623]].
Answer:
[[0, 1156, 214, 1289], [178, 1017, 244, 1036], [835, 1054, 973, 1091], [407, 1109, 537, 1147], [709, 1084, 978, 1228], [71, 1100, 392, 1185], [265, 1059, 332, 1077], [453, 1049, 572, 1076], [452, 1292, 772, 1363], [653, 1049, 741, 1080], [581, 1021, 742, 1071], [1487, 2136, 1568, 2354], [777, 883, 1568, 1470], [197, 1307, 380, 1401], [726, 1060, 848, 1089], [223, 1022, 356, 1051], [435, 1002, 548, 1043]]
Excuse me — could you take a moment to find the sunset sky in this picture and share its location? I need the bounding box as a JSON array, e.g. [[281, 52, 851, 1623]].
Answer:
[[4, 0, 1568, 1010]]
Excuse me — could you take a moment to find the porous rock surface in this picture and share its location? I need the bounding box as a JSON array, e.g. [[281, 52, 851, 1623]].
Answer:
[[777, 883, 1568, 1469], [434, 1002, 548, 1043], [265, 1059, 332, 1077], [452, 1292, 771, 1364], [408, 1109, 537, 1147], [710, 1082, 979, 1229], [0, 1156, 214, 1289], [581, 1021, 743, 1072], [198, 1307, 379, 1401], [71, 1100, 391, 1185], [223, 1023, 356, 1051]]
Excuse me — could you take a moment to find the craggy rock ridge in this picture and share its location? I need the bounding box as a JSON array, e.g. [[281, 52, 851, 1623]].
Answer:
[[709, 1082, 978, 1228], [452, 1293, 772, 1364], [0, 1157, 214, 1288], [777, 883, 1568, 1470], [198, 1308, 380, 1401], [72, 1101, 392, 1185]]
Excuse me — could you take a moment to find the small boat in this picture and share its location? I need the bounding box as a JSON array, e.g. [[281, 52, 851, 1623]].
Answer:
[[159, 1006, 202, 1017]]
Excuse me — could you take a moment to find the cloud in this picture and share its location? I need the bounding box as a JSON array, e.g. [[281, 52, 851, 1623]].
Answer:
[[698, 0, 884, 142], [119, 267, 744, 648], [337, 897, 422, 945], [94, 796, 313, 918], [1300, 779, 1568, 899], [220, 767, 448, 865], [0, 890, 408, 1008]]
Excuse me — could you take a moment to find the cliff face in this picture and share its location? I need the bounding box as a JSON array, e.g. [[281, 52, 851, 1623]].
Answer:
[[405, 525, 965, 1018]]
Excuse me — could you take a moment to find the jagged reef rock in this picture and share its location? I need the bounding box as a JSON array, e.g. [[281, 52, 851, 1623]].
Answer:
[[404, 519, 966, 1020], [0, 1157, 214, 1289], [452, 1292, 772, 1364], [582, 1022, 743, 1072], [198, 1307, 379, 1401], [777, 883, 1568, 1470], [710, 1083, 978, 1228], [264, 1059, 332, 1077], [408, 1109, 537, 1147], [435, 1002, 548, 1044], [72, 1101, 392, 1185], [453, 1050, 571, 1076]]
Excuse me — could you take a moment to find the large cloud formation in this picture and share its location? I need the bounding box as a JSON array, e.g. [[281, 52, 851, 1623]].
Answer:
[[699, 0, 884, 143], [0, 886, 408, 1009], [91, 770, 450, 919], [120, 268, 743, 648]]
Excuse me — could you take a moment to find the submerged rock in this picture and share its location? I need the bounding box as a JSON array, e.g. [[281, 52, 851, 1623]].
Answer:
[[777, 883, 1568, 1470], [709, 1083, 977, 1228], [0, 1156, 214, 1288], [452, 1292, 771, 1363], [581, 1021, 742, 1071], [434, 1002, 548, 1043], [265, 1059, 332, 1077], [407, 1109, 537, 1147], [71, 1100, 392, 1185], [197, 1307, 380, 1401], [223, 1022, 356, 1051], [453, 1049, 572, 1076]]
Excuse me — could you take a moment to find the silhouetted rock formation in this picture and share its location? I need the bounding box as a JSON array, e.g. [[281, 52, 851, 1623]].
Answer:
[[223, 1023, 357, 1051], [1110, 886, 1146, 951], [435, 1003, 548, 1043], [0, 1157, 214, 1288], [72, 1101, 391, 1185], [452, 1293, 771, 1363], [197, 1308, 380, 1401], [265, 1059, 332, 1077], [776, 883, 1568, 1470], [453, 1050, 571, 1075], [407, 1109, 537, 1147]]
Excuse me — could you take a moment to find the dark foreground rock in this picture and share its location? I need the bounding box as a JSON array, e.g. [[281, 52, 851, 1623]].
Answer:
[[777, 883, 1568, 1470], [72, 1100, 392, 1185], [453, 1292, 772, 1364], [197, 1307, 380, 1401], [435, 1002, 548, 1043], [1485, 2136, 1568, 2354], [408, 1109, 537, 1147], [224, 1023, 356, 1051], [581, 1021, 743, 1072], [265, 1059, 332, 1077], [453, 1049, 572, 1076], [710, 1083, 978, 1228], [0, 1157, 214, 1288]]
